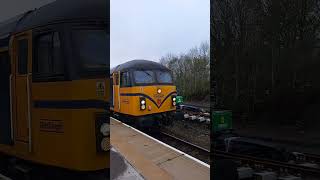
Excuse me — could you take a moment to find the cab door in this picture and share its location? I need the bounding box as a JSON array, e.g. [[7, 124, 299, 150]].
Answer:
[[113, 72, 120, 112], [110, 75, 114, 108], [12, 31, 32, 150]]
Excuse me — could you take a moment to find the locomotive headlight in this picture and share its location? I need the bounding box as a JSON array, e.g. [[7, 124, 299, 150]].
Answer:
[[172, 96, 177, 106], [140, 97, 146, 110], [157, 88, 162, 94], [141, 100, 146, 105], [95, 113, 109, 153], [100, 123, 110, 136], [101, 137, 110, 151]]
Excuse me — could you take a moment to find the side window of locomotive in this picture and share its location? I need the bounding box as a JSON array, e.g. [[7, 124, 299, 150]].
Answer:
[[34, 32, 64, 79], [120, 72, 131, 87], [18, 39, 28, 74], [72, 30, 107, 71], [114, 73, 119, 85], [35, 34, 50, 74], [52, 32, 63, 74]]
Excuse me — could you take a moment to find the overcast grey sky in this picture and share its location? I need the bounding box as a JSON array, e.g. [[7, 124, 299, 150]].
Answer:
[[1, 0, 209, 69], [110, 0, 210, 68], [0, 0, 55, 22]]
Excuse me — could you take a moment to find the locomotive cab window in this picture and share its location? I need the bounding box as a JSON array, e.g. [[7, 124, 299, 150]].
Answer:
[[18, 39, 28, 74], [120, 71, 131, 87], [155, 70, 173, 84], [133, 69, 173, 85], [133, 70, 155, 84], [34, 32, 64, 80], [72, 29, 108, 76]]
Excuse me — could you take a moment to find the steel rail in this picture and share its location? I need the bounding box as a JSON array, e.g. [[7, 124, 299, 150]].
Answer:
[[214, 150, 320, 177], [160, 132, 210, 153]]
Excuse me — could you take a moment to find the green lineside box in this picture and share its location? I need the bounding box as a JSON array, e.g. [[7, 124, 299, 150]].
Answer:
[[176, 96, 183, 104], [212, 110, 232, 132]]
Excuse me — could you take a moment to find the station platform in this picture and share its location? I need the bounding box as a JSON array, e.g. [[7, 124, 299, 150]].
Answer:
[[111, 147, 144, 180], [0, 174, 11, 180], [110, 117, 210, 180]]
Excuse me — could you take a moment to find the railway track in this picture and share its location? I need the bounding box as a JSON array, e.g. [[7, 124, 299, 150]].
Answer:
[[154, 130, 320, 178], [238, 134, 320, 166], [151, 132, 211, 164], [119, 115, 320, 179], [215, 150, 320, 178], [181, 103, 210, 110], [305, 153, 320, 164]]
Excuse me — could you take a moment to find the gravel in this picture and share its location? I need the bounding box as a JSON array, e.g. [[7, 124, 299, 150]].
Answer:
[[161, 120, 210, 150]]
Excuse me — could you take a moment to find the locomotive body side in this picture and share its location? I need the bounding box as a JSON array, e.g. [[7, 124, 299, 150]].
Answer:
[[0, 0, 110, 173]]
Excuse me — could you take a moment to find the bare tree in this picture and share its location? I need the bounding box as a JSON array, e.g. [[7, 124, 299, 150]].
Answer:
[[212, 0, 320, 129], [160, 42, 210, 101]]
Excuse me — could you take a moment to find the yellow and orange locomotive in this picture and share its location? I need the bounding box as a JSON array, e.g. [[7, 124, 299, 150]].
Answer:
[[110, 60, 177, 128], [0, 0, 109, 178]]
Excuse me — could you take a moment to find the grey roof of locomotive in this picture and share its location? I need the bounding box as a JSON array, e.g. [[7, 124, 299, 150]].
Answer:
[[0, 0, 107, 37], [110, 60, 170, 74]]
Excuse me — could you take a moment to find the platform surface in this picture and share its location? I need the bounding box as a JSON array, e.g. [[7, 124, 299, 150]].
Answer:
[[110, 117, 210, 180], [0, 174, 11, 180], [110, 147, 144, 180]]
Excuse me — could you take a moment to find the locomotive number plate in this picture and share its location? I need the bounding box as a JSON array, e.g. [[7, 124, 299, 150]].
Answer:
[[40, 119, 64, 133]]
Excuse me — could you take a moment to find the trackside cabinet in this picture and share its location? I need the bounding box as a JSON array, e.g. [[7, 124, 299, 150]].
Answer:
[[212, 110, 232, 133]]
